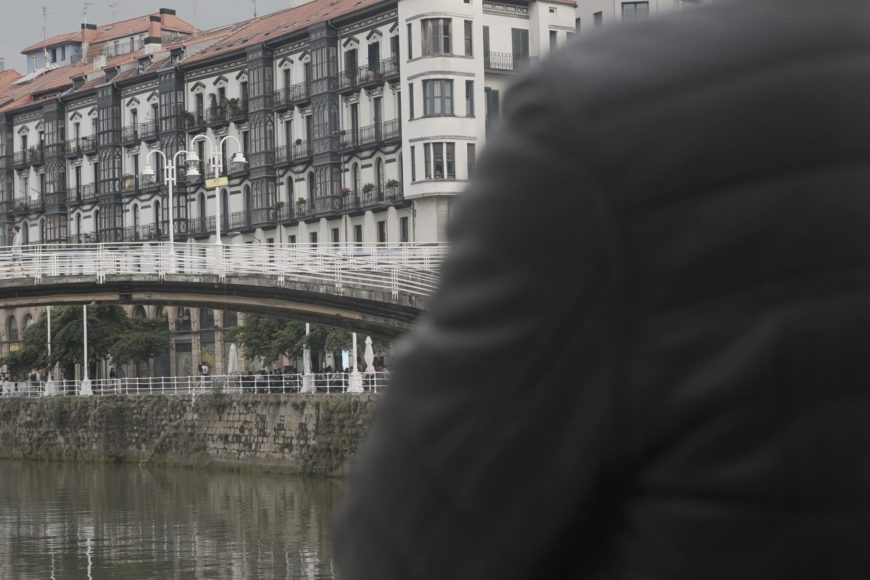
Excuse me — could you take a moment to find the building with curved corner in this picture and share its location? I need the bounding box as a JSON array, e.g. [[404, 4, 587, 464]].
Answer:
[[0, 0, 576, 376]]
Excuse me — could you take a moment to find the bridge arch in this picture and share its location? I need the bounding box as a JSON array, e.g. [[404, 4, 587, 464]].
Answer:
[[0, 242, 445, 337]]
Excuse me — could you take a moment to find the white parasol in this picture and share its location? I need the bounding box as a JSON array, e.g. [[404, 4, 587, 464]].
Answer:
[[227, 343, 239, 374], [364, 336, 375, 374]]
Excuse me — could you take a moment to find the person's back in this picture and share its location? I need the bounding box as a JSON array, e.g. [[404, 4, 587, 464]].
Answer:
[[336, 1, 870, 578]]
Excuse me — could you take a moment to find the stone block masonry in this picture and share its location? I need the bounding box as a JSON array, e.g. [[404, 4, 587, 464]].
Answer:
[[0, 394, 379, 476]]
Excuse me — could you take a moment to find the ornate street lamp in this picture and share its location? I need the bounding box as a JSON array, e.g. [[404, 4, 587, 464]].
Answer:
[[188, 135, 247, 245]]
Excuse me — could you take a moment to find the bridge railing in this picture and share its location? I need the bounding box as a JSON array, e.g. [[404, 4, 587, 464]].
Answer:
[[0, 242, 447, 298], [1, 372, 390, 397]]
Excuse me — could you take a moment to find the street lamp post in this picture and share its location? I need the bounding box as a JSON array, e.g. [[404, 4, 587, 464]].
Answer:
[[44, 306, 56, 395], [187, 134, 247, 245], [142, 148, 197, 244], [80, 305, 91, 396]]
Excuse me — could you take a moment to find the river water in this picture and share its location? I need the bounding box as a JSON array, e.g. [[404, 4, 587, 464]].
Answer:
[[0, 460, 347, 579]]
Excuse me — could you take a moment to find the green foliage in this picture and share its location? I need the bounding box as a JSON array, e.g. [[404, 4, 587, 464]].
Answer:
[[111, 318, 172, 365], [0, 305, 171, 379], [230, 315, 389, 367], [2, 317, 49, 378]]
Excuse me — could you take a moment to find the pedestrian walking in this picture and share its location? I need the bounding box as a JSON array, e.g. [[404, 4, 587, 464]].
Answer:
[[10, 225, 22, 276]]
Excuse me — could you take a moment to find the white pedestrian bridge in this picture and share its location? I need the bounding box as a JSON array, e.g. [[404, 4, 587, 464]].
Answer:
[[0, 242, 447, 336]]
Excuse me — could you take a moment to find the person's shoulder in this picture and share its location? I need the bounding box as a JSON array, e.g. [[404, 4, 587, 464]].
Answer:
[[538, 0, 839, 110]]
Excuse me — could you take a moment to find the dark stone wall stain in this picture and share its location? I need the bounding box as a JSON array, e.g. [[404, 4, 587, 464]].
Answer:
[[0, 394, 379, 476]]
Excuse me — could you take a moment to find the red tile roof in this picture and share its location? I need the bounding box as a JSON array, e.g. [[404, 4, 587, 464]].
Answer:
[[22, 12, 198, 55], [21, 31, 84, 54], [180, 0, 387, 66]]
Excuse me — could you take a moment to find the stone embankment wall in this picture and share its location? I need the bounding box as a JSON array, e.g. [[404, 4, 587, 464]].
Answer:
[[0, 394, 379, 476]]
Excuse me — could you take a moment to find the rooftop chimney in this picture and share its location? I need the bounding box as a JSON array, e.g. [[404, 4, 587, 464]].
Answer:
[[81, 23, 97, 61], [146, 15, 163, 47], [159, 8, 177, 15]]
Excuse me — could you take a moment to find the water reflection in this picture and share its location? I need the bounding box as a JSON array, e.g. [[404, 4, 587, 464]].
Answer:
[[0, 460, 346, 579]]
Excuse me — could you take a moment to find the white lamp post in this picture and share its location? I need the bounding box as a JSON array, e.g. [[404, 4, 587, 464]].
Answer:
[[348, 331, 363, 393], [80, 305, 92, 396], [188, 134, 247, 245], [44, 306, 55, 396], [142, 148, 199, 244]]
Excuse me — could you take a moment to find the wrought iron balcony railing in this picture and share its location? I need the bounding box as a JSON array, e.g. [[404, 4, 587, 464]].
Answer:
[[484, 51, 539, 73], [139, 120, 158, 141], [275, 140, 314, 165], [273, 82, 310, 111], [121, 124, 139, 144]]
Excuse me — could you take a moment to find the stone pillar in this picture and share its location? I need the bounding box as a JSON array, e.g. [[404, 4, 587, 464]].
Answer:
[[214, 326, 225, 375]]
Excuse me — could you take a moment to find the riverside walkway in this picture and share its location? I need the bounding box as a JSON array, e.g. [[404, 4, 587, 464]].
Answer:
[[1, 372, 390, 397]]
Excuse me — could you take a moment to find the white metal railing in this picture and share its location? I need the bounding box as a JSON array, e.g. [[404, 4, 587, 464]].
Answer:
[[0, 373, 390, 397], [0, 242, 447, 299]]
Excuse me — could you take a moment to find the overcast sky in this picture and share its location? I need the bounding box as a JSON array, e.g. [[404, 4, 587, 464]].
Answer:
[[1, 0, 296, 71]]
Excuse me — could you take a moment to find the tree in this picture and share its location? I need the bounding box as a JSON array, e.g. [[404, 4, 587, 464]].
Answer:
[[2, 317, 49, 378], [50, 305, 127, 366], [229, 314, 296, 365], [1, 305, 171, 378], [110, 317, 172, 366], [230, 315, 391, 369]]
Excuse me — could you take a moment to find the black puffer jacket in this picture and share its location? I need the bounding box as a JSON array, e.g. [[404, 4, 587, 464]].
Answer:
[[336, 1, 870, 577]]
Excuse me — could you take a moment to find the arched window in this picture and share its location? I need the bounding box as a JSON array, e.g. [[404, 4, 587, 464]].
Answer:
[[23, 314, 33, 328], [155, 306, 168, 328], [132, 305, 146, 319], [21, 221, 29, 244], [286, 177, 294, 206], [307, 172, 315, 203], [7, 316, 18, 343], [38, 218, 46, 244], [93, 211, 99, 241], [153, 200, 161, 227], [222, 309, 238, 328], [75, 213, 82, 239], [132, 204, 140, 229], [199, 308, 214, 330], [176, 307, 191, 332], [222, 189, 229, 221]]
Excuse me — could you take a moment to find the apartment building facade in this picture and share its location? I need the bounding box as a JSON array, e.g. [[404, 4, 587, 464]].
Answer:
[[0, 0, 575, 375]]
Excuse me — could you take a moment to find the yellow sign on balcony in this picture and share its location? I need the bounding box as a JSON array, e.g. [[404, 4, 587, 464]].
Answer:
[[205, 176, 229, 189]]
